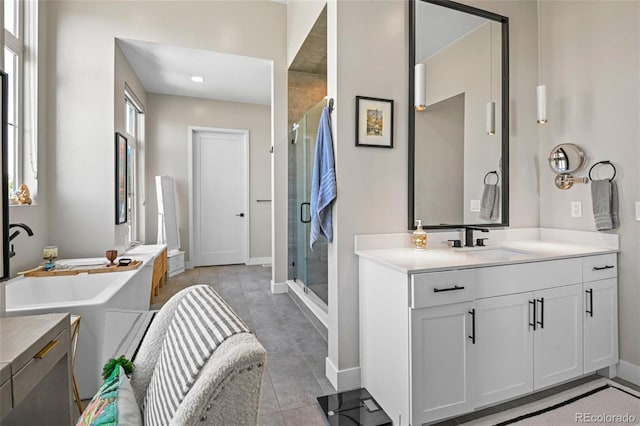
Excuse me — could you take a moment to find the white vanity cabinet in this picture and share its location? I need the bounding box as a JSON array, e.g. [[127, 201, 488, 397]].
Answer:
[[358, 249, 619, 426], [409, 270, 476, 423], [472, 261, 584, 407], [582, 254, 618, 373]]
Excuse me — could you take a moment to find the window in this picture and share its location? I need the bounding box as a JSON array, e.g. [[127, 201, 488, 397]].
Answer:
[[124, 90, 144, 244], [4, 0, 37, 202]]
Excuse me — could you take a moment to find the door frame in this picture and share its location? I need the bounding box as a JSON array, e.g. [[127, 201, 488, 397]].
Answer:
[[187, 126, 250, 267]]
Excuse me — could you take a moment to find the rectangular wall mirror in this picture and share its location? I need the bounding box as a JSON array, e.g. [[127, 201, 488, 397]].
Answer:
[[408, 0, 509, 229], [1, 71, 8, 281]]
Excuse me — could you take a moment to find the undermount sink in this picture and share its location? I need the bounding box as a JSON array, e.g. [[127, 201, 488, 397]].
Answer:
[[456, 247, 531, 259]]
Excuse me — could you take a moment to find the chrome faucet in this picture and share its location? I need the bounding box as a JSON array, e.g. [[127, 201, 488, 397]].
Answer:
[[8, 223, 35, 258], [464, 226, 489, 247]]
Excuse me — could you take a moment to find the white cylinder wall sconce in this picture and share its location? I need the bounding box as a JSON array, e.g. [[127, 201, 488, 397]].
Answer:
[[537, 84, 547, 124], [486, 101, 496, 135], [414, 63, 426, 111]]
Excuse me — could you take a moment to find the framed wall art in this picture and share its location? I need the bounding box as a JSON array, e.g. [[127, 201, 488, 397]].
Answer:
[[115, 132, 128, 224], [355, 96, 394, 148]]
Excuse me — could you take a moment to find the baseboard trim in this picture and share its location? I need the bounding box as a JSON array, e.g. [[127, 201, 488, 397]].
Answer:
[[246, 257, 272, 266], [270, 280, 288, 295], [326, 357, 361, 392], [286, 280, 328, 328], [617, 360, 640, 386]]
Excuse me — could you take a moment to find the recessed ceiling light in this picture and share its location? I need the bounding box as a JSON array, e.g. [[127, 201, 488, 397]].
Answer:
[[191, 75, 204, 83]]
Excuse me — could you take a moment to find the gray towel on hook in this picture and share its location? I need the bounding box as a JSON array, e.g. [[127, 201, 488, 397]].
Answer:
[[591, 179, 619, 231], [479, 184, 499, 221]]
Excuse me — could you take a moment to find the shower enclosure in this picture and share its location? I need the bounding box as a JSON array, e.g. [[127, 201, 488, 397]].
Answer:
[[288, 99, 328, 307]]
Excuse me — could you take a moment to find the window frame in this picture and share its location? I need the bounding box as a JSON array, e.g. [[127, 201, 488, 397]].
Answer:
[[123, 88, 144, 246], [4, 0, 38, 204]]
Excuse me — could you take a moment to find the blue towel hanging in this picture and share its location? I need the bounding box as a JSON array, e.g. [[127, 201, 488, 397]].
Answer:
[[310, 106, 337, 250]]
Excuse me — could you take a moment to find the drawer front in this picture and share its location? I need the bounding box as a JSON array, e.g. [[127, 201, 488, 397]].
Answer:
[[475, 258, 582, 298], [411, 270, 475, 308], [0, 380, 11, 417], [12, 328, 69, 407], [168, 253, 184, 270], [583, 254, 617, 282]]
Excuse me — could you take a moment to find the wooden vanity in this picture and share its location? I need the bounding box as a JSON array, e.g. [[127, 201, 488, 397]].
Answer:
[[0, 313, 73, 425], [126, 244, 168, 304], [356, 230, 619, 426]]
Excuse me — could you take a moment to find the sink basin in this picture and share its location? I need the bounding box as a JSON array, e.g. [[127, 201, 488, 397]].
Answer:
[[458, 247, 531, 259]]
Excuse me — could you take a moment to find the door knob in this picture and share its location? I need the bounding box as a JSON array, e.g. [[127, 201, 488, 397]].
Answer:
[[236, 213, 245, 217]]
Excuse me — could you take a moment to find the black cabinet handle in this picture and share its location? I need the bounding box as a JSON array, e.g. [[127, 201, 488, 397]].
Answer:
[[586, 288, 593, 317], [433, 285, 465, 293], [529, 300, 537, 331], [593, 265, 614, 271], [300, 202, 311, 224], [537, 297, 544, 329], [468, 309, 476, 344]]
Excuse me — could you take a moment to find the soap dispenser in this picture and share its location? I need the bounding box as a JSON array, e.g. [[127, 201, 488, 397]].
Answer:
[[412, 220, 427, 250]]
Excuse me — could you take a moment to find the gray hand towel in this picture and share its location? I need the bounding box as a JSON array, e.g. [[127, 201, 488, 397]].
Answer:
[[611, 180, 619, 229], [479, 183, 499, 221], [591, 179, 618, 231]]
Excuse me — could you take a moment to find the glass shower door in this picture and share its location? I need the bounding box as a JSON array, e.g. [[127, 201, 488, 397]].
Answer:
[[289, 100, 328, 305]]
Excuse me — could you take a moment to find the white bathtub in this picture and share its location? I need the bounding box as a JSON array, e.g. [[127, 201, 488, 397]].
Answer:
[[3, 256, 153, 398]]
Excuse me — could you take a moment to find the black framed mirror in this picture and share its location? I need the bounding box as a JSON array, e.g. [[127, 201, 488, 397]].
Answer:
[[1, 70, 8, 281], [408, 0, 509, 230]]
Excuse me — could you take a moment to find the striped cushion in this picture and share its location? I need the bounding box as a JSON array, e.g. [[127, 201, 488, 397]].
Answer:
[[144, 285, 249, 425]]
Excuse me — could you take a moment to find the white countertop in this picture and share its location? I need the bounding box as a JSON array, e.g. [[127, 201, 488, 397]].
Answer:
[[355, 239, 618, 274]]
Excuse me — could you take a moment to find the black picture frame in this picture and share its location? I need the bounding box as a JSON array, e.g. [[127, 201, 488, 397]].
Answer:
[[115, 132, 128, 225], [355, 96, 394, 148]]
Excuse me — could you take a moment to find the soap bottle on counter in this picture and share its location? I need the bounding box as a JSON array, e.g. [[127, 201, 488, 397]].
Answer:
[[412, 220, 427, 250]]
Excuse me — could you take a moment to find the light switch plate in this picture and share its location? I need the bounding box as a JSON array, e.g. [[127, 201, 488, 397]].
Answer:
[[571, 201, 582, 218], [636, 201, 640, 221], [470, 200, 481, 212]]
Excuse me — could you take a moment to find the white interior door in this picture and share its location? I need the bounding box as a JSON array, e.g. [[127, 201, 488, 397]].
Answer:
[[191, 129, 248, 267]]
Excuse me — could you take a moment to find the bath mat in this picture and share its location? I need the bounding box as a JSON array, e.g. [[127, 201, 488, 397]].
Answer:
[[460, 378, 640, 425]]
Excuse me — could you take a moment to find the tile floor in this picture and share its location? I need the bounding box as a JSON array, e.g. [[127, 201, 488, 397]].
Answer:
[[153, 264, 332, 426], [153, 264, 640, 426]]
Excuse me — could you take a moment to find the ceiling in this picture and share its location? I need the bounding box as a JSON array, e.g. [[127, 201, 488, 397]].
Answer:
[[118, 39, 272, 105], [416, 2, 487, 61], [289, 6, 327, 75]]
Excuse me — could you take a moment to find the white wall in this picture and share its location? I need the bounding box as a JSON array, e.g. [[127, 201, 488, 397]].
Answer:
[[44, 1, 287, 276], [537, 1, 640, 367], [145, 93, 272, 260]]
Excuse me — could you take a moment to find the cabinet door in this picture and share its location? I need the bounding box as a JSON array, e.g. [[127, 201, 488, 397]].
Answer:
[[473, 293, 534, 407], [584, 278, 618, 373], [533, 284, 583, 389], [410, 302, 473, 424]]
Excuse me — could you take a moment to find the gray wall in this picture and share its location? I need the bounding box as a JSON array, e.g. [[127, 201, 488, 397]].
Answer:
[[415, 93, 465, 225], [145, 93, 272, 261], [537, 1, 640, 366]]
